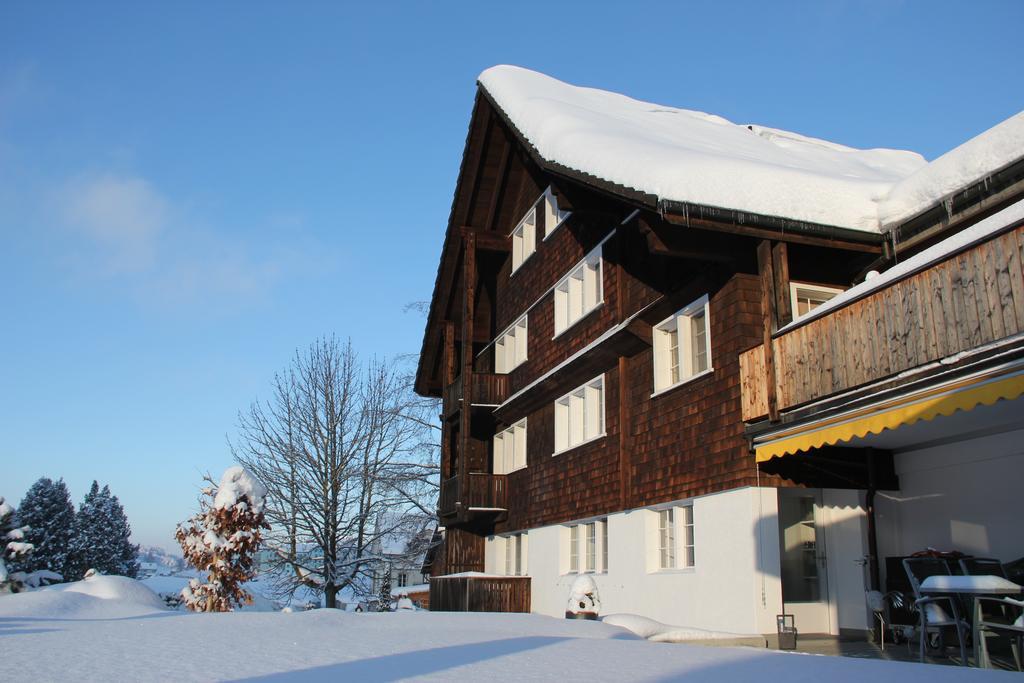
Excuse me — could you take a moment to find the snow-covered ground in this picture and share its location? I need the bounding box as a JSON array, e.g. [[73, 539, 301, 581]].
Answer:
[[0, 575, 1011, 681]]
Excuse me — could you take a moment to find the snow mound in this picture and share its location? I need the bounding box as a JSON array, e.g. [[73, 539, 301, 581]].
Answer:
[[479, 65, 926, 232], [603, 613, 766, 646], [51, 574, 167, 610], [213, 465, 267, 513], [0, 574, 166, 620]]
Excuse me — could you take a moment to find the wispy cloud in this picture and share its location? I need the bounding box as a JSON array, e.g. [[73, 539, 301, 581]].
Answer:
[[61, 174, 167, 273], [50, 170, 332, 312]]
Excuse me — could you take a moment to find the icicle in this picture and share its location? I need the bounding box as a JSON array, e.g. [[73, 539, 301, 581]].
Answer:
[[943, 197, 954, 220]]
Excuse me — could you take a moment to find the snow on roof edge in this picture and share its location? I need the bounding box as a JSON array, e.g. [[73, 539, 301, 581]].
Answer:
[[478, 65, 926, 234], [879, 111, 1024, 229]]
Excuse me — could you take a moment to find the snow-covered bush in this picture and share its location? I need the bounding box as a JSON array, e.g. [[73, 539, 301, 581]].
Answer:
[[175, 467, 268, 612], [0, 496, 34, 593]]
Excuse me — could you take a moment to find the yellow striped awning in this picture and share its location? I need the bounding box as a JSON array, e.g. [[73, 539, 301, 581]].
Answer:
[[754, 363, 1024, 463]]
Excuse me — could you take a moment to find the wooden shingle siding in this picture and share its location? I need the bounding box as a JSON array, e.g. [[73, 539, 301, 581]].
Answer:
[[740, 224, 1024, 420]]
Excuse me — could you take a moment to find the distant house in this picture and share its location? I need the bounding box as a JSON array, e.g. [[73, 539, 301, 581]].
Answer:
[[414, 65, 1024, 635]]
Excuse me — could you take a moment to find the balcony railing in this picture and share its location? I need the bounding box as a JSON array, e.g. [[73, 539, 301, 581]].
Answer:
[[438, 472, 508, 521], [442, 373, 510, 419], [739, 223, 1024, 421]]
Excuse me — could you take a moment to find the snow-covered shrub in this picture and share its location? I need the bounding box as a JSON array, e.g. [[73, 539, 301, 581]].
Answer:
[[175, 467, 268, 612], [0, 496, 34, 593]]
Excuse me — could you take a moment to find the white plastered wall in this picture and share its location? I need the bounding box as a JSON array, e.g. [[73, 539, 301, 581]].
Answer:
[[486, 486, 786, 634], [875, 426, 1024, 582]]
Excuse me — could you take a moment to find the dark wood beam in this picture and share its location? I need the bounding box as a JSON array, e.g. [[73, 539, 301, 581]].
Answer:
[[757, 240, 781, 422], [484, 133, 513, 233], [637, 216, 740, 264], [664, 212, 881, 254], [459, 233, 476, 482], [459, 227, 509, 253], [771, 242, 793, 328]]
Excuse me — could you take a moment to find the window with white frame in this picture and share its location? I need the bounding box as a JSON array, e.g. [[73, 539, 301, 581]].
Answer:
[[554, 249, 602, 335], [790, 282, 843, 320], [511, 208, 537, 273], [569, 525, 579, 572], [566, 519, 607, 573], [542, 187, 571, 238], [654, 505, 694, 571], [493, 419, 527, 474], [495, 314, 528, 374], [398, 572, 408, 587], [585, 522, 597, 572], [504, 533, 526, 576], [680, 505, 695, 568], [658, 509, 676, 570], [652, 295, 711, 393], [601, 519, 609, 571], [554, 375, 605, 454]]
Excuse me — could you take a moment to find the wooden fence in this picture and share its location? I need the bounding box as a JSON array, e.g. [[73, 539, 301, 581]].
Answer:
[[429, 575, 531, 612]]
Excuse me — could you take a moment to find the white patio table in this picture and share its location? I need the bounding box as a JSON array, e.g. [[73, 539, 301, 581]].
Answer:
[[920, 574, 1023, 668]]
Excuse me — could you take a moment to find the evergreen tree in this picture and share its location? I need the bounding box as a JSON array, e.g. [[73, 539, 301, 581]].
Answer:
[[67, 482, 140, 579], [66, 481, 106, 580], [10, 477, 75, 580], [0, 496, 34, 593], [378, 567, 393, 612], [101, 485, 140, 578]]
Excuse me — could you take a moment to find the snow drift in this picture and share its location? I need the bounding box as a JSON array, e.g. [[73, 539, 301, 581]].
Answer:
[[603, 613, 767, 646]]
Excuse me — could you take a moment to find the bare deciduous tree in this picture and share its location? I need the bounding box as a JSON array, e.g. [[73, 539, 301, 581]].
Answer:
[[231, 337, 439, 608]]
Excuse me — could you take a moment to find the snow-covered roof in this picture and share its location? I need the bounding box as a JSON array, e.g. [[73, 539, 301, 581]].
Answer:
[[879, 111, 1024, 227], [478, 65, 927, 233]]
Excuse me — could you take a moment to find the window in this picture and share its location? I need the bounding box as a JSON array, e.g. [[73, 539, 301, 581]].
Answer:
[[542, 187, 571, 238], [652, 505, 694, 571], [495, 315, 528, 374], [790, 283, 843, 319], [504, 533, 526, 576], [566, 519, 607, 574], [680, 505, 695, 568], [554, 249, 603, 336], [554, 375, 605, 454], [658, 509, 676, 570], [601, 519, 609, 572], [585, 522, 597, 572], [397, 573, 408, 587], [653, 295, 712, 393], [569, 525, 579, 572], [493, 419, 527, 474], [511, 208, 537, 273]]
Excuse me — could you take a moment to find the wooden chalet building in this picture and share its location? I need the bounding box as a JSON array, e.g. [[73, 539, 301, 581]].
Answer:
[[414, 65, 1024, 636]]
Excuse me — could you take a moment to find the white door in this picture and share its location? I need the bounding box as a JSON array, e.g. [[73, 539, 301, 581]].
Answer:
[[778, 489, 832, 634]]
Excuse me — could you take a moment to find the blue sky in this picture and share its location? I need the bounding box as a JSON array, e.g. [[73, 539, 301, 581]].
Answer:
[[2, 1, 1021, 550]]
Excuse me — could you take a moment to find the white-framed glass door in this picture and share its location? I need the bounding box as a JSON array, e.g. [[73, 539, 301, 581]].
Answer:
[[778, 489, 832, 634]]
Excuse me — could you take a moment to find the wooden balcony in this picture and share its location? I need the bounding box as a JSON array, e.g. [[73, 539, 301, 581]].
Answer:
[[442, 373, 509, 420], [740, 223, 1024, 422], [438, 472, 508, 522]]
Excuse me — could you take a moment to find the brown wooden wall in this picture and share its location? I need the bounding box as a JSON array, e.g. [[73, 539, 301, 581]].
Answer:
[[493, 273, 767, 534], [740, 223, 1024, 420], [430, 575, 531, 613]]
